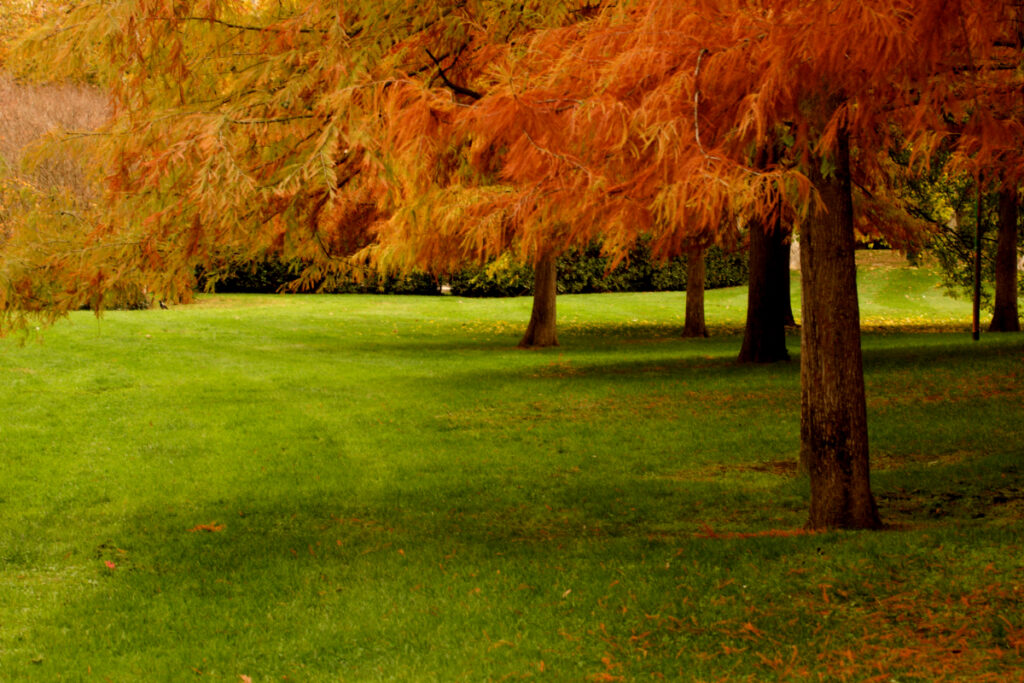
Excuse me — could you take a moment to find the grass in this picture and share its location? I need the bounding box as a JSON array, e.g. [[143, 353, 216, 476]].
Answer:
[[1, 252, 1022, 681]]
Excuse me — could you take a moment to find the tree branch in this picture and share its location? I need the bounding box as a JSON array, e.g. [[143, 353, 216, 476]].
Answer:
[[693, 48, 709, 157], [176, 16, 326, 35], [425, 48, 483, 100]]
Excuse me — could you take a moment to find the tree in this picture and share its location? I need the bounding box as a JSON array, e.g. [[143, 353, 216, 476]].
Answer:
[[738, 215, 791, 363], [519, 250, 558, 347], [990, 187, 1021, 331], [798, 127, 878, 527], [775, 235, 797, 328], [897, 166, 1021, 332], [673, 1, 1016, 528], [738, 140, 794, 363], [898, 3, 1024, 334], [681, 247, 707, 338]]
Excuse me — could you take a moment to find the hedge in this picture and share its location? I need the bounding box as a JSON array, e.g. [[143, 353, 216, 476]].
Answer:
[[449, 242, 747, 297], [205, 241, 748, 297]]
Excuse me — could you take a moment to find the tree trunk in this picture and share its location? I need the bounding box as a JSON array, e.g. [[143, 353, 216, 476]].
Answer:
[[989, 187, 1020, 332], [519, 251, 559, 348], [738, 219, 790, 362], [777, 239, 798, 327], [682, 247, 708, 338], [800, 129, 881, 530]]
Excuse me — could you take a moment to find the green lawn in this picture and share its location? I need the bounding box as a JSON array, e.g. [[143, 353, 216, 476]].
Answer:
[[1, 253, 1022, 681]]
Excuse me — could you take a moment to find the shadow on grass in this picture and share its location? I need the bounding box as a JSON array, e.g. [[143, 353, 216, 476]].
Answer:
[[382, 329, 1019, 390], [92, 447, 1020, 583]]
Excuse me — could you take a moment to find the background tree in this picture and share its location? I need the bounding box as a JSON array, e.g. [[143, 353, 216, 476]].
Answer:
[[896, 158, 1021, 333], [738, 215, 792, 363], [739, 144, 796, 363], [681, 246, 707, 338], [990, 186, 1020, 331], [898, 2, 1024, 334]]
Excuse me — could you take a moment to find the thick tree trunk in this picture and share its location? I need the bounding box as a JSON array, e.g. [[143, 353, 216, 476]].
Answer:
[[800, 130, 881, 530], [989, 188, 1020, 332], [519, 251, 559, 348], [738, 219, 790, 362], [682, 248, 708, 338]]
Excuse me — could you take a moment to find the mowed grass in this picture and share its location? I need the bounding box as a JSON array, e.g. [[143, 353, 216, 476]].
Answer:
[[1, 253, 1022, 681]]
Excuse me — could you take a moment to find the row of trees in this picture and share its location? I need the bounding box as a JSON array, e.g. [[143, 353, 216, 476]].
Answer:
[[2, 0, 1022, 529]]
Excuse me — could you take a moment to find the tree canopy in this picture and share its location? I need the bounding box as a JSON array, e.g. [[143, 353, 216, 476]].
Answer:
[[7, 1, 1019, 305]]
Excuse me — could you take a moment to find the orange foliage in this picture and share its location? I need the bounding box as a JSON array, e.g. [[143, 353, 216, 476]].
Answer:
[[425, 0, 1022, 261], [2, 0, 1022, 322]]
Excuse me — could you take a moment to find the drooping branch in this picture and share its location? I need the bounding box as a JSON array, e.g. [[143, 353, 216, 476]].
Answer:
[[425, 48, 483, 100]]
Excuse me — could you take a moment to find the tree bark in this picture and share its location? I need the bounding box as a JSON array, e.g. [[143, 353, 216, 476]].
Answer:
[[682, 247, 708, 338], [518, 251, 559, 348], [738, 218, 790, 362], [989, 187, 1020, 332], [800, 129, 881, 530]]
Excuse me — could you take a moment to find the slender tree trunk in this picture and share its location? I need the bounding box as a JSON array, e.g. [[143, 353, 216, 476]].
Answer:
[[800, 129, 881, 530], [519, 251, 559, 348], [989, 187, 1020, 332], [739, 219, 790, 362], [682, 247, 708, 338], [972, 185, 984, 341]]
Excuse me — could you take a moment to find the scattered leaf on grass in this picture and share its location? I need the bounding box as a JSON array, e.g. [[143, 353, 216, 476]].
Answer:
[[188, 522, 225, 533]]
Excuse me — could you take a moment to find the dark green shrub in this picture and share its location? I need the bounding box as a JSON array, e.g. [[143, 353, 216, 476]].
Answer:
[[556, 241, 655, 293], [703, 246, 749, 289], [204, 258, 440, 295], [355, 270, 441, 295], [200, 241, 747, 298], [203, 258, 298, 293], [450, 242, 747, 297], [448, 255, 534, 297]]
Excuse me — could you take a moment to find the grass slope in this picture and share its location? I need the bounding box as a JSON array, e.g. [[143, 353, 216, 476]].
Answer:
[[1, 253, 1022, 681]]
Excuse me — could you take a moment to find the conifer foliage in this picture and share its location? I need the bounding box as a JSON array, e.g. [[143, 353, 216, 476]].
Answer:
[[5, 0, 1022, 528]]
